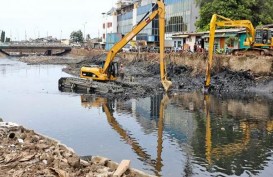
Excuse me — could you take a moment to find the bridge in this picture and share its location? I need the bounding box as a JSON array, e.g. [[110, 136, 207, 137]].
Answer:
[[0, 43, 72, 56]]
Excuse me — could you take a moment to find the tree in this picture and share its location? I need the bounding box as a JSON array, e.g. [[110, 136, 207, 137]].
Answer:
[[1, 31, 5, 42], [195, 0, 273, 31], [70, 30, 84, 43], [5, 37, 10, 42], [86, 34, 91, 41]]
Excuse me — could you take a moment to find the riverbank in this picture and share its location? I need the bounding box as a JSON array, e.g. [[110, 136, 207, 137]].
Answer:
[[16, 49, 273, 99], [0, 51, 272, 176], [0, 120, 155, 177]]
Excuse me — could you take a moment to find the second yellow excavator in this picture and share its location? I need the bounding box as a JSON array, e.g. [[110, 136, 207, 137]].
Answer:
[[204, 14, 273, 92], [80, 0, 172, 91]]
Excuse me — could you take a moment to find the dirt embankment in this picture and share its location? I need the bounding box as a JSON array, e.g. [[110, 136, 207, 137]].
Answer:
[[68, 48, 105, 58], [117, 52, 272, 97], [121, 52, 272, 76], [0, 52, 6, 58]]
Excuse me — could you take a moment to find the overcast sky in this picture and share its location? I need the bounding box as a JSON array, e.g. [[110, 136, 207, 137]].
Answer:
[[0, 0, 114, 40]]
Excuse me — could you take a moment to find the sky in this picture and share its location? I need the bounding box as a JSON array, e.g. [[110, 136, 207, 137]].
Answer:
[[0, 0, 114, 41]]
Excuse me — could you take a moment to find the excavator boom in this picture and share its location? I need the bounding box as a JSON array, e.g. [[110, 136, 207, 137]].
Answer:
[[204, 14, 272, 92], [80, 0, 172, 91]]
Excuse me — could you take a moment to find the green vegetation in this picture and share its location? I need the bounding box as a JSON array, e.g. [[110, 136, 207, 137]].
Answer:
[[195, 0, 273, 31], [70, 30, 84, 43]]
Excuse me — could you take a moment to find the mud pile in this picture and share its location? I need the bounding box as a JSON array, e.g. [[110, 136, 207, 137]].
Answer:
[[19, 56, 85, 65], [18, 50, 273, 98], [0, 121, 155, 177]]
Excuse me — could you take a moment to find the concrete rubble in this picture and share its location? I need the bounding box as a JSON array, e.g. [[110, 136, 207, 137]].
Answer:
[[0, 120, 156, 177]]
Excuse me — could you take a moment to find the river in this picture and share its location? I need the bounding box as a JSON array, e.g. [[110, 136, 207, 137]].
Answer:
[[0, 57, 272, 177]]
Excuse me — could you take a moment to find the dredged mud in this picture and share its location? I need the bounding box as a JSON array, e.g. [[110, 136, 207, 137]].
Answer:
[[18, 52, 273, 100]]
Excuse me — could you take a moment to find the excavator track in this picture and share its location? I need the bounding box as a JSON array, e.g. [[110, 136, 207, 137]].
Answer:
[[58, 77, 124, 94], [231, 48, 273, 56]]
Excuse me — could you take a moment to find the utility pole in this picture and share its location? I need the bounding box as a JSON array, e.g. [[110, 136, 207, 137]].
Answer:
[[102, 12, 106, 43], [83, 22, 87, 42]]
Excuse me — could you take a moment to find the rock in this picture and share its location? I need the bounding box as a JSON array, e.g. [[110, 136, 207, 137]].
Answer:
[[67, 156, 81, 168], [50, 168, 70, 177], [12, 169, 24, 177], [19, 132, 27, 140], [19, 153, 36, 162], [80, 159, 89, 167], [0, 124, 155, 177], [18, 138, 24, 144], [36, 144, 49, 150], [92, 156, 109, 166], [42, 159, 48, 165]]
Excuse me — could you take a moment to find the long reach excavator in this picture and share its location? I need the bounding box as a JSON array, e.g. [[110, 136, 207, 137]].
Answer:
[[59, 0, 172, 93], [204, 14, 273, 92]]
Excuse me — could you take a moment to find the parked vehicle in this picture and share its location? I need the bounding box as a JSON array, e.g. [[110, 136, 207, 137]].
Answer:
[[139, 46, 149, 52], [164, 48, 171, 53], [70, 43, 81, 47], [122, 44, 132, 52], [149, 46, 160, 53]]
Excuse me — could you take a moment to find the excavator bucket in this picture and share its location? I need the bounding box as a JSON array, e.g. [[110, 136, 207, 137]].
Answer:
[[161, 79, 172, 92]]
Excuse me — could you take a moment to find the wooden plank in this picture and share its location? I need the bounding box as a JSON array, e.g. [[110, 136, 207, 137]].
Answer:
[[113, 160, 131, 177]]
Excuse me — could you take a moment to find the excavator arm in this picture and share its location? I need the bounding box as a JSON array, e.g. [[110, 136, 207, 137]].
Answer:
[[81, 0, 172, 91], [204, 14, 256, 92]]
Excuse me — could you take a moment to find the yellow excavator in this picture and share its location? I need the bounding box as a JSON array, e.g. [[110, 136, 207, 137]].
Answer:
[[80, 0, 172, 91], [204, 14, 273, 91]]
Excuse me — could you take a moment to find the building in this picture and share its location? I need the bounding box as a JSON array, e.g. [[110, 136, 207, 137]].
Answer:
[[202, 28, 244, 53], [101, 8, 118, 44], [165, 0, 199, 50], [165, 0, 199, 38], [102, 0, 199, 48], [171, 32, 204, 52]]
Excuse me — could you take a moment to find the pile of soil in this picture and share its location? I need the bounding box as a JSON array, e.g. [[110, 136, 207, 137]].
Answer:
[[19, 56, 85, 65], [0, 121, 155, 177]]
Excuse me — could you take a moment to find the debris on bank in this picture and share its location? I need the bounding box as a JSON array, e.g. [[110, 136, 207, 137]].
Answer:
[[19, 56, 85, 65], [0, 121, 155, 177]]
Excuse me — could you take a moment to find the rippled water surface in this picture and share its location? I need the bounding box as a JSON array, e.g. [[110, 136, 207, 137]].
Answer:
[[0, 57, 273, 177]]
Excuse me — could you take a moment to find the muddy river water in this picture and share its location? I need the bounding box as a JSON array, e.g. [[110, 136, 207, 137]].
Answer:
[[0, 57, 273, 177]]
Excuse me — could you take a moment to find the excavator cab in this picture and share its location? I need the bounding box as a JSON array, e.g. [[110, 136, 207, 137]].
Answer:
[[255, 28, 272, 45], [80, 62, 119, 81]]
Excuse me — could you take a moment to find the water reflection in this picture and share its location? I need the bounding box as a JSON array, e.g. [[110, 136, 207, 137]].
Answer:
[[190, 93, 273, 176], [79, 93, 273, 176], [80, 95, 168, 176]]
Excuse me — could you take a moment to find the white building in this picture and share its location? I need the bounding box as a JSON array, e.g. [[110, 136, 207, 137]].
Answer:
[[101, 8, 118, 43]]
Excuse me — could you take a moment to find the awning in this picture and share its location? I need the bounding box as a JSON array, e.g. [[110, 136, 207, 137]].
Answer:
[[202, 33, 237, 38], [172, 34, 189, 38]]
